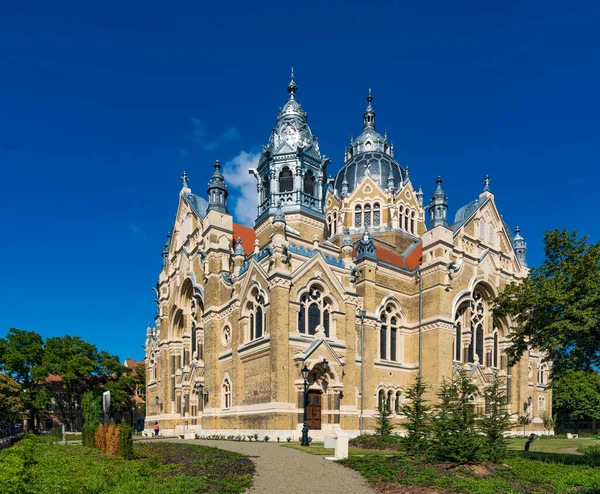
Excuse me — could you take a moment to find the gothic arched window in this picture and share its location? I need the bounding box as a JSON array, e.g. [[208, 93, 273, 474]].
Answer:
[[379, 303, 401, 362], [411, 211, 416, 234], [303, 172, 315, 196], [279, 167, 293, 193], [454, 309, 463, 361], [222, 377, 232, 409], [298, 285, 332, 337], [373, 203, 381, 226], [395, 391, 402, 414], [364, 204, 372, 227], [247, 288, 267, 342], [355, 205, 362, 228]]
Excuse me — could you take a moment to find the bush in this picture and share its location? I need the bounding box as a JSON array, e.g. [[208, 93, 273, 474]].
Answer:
[[263, 435, 270, 442], [349, 434, 403, 450], [95, 424, 108, 452], [106, 424, 120, 457], [82, 423, 97, 448], [0, 434, 36, 494], [51, 426, 62, 441], [580, 444, 600, 467], [119, 423, 134, 460]]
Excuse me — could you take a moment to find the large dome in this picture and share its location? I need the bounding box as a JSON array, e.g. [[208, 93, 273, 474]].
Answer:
[[332, 89, 406, 195], [333, 152, 405, 195]]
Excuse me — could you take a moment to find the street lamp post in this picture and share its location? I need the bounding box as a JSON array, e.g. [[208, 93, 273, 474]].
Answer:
[[301, 358, 329, 447], [359, 310, 366, 435]]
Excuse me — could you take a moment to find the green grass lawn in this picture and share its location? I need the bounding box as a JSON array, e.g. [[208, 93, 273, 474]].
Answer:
[[343, 454, 600, 494], [281, 442, 393, 456], [507, 437, 599, 454], [0, 436, 254, 494]]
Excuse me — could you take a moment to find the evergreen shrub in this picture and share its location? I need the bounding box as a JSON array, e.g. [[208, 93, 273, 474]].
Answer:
[[118, 423, 134, 460]]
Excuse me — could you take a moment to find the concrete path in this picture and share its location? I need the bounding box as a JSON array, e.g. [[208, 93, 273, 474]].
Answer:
[[176, 439, 376, 494]]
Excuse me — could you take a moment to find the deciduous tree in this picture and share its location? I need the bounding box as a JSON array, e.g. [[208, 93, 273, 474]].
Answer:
[[493, 230, 600, 376]]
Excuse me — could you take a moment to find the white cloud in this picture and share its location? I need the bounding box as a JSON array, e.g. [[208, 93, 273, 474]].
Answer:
[[191, 117, 241, 151], [223, 150, 260, 226]]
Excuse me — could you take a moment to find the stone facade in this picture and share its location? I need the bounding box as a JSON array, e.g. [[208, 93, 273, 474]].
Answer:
[[144, 75, 550, 438]]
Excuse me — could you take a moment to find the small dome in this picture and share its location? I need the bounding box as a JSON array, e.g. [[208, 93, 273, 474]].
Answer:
[[332, 89, 405, 195], [333, 152, 405, 195]]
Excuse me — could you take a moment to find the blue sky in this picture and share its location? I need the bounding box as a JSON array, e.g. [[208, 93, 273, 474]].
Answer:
[[1, 1, 599, 361]]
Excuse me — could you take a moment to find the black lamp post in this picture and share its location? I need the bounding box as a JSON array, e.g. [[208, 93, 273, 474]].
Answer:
[[301, 358, 329, 447]]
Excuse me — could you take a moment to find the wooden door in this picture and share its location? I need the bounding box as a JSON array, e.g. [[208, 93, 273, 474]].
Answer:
[[306, 390, 322, 430]]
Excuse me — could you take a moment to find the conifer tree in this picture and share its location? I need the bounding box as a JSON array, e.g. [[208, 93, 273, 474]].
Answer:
[[430, 367, 482, 464], [479, 372, 511, 462], [399, 375, 431, 456]]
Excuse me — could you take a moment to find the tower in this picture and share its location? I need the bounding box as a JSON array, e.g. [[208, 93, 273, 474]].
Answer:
[[251, 71, 330, 225], [513, 226, 528, 267]]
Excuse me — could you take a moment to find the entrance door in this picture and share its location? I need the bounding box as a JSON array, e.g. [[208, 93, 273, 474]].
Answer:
[[306, 390, 322, 429]]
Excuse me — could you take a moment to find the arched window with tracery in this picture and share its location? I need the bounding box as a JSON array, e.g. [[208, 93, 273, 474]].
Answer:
[[364, 204, 372, 227], [298, 285, 332, 337], [404, 210, 409, 231], [303, 171, 315, 196], [326, 215, 332, 236], [332, 211, 338, 235], [279, 167, 293, 192], [378, 389, 385, 410], [355, 205, 362, 228], [373, 203, 380, 226], [410, 211, 416, 234], [222, 377, 232, 409], [399, 205, 404, 230], [454, 288, 491, 366], [379, 302, 401, 362], [246, 288, 267, 342]]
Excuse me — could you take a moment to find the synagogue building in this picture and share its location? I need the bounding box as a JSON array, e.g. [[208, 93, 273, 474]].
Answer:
[[144, 74, 550, 438]]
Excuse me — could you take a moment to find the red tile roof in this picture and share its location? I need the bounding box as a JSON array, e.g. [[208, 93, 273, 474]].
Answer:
[[233, 223, 256, 254], [353, 242, 422, 271]]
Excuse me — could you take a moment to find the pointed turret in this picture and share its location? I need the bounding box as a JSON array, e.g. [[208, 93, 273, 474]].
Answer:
[[161, 232, 171, 268], [356, 229, 376, 259], [207, 160, 228, 214], [416, 185, 424, 207], [234, 237, 245, 257], [387, 167, 395, 191], [428, 176, 448, 229], [513, 226, 528, 267]]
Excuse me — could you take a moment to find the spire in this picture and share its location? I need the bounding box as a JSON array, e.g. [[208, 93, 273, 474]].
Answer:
[[483, 174, 491, 192], [287, 67, 298, 99], [181, 171, 189, 188], [341, 167, 349, 195], [207, 160, 229, 214], [428, 176, 449, 229], [234, 237, 245, 257], [405, 166, 410, 185], [362, 87, 376, 130], [416, 185, 424, 207], [513, 226, 528, 267], [387, 166, 395, 191]]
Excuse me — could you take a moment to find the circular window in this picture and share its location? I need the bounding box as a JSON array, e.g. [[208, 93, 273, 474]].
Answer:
[[222, 326, 232, 347]]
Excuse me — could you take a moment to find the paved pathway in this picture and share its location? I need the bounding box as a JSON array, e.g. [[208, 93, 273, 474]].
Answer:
[[176, 439, 376, 494]]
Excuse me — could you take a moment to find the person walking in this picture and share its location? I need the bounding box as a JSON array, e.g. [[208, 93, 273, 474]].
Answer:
[[153, 421, 159, 437]]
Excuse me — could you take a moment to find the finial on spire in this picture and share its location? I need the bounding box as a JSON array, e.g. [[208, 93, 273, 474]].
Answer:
[[214, 159, 221, 171], [483, 174, 491, 192], [363, 88, 376, 130], [181, 170, 189, 188], [287, 68, 298, 99], [515, 226, 520, 235]]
